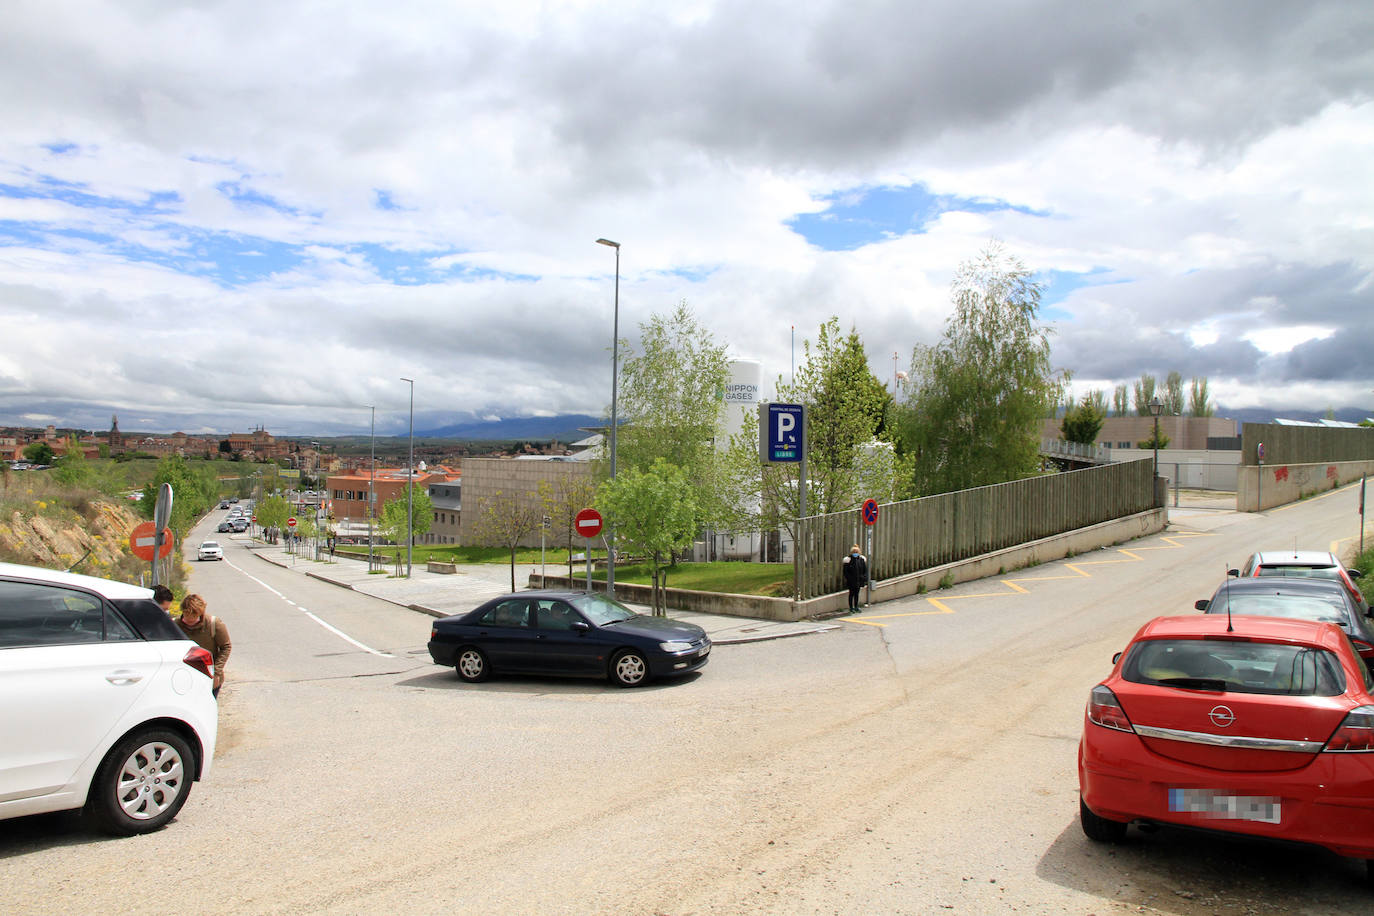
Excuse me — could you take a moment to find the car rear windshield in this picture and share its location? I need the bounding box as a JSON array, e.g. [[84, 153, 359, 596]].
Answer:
[[1258, 565, 1339, 580], [1122, 638, 1346, 696], [1215, 594, 1348, 624]]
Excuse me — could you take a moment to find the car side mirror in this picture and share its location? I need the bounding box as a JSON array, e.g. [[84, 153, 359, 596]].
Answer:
[[1349, 569, 1363, 580], [1194, 599, 1210, 611], [570, 620, 591, 634], [1226, 569, 1239, 578], [1112, 652, 1122, 665]]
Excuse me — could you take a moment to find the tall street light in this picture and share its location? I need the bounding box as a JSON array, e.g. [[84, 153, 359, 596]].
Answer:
[[1148, 395, 1164, 483], [401, 377, 415, 579], [368, 405, 376, 572], [596, 237, 620, 597]]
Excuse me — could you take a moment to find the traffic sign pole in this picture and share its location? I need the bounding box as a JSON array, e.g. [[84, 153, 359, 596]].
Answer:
[[574, 508, 603, 594]]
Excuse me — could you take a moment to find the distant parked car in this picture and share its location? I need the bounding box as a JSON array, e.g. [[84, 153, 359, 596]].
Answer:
[[196, 541, 223, 562], [1196, 577, 1374, 670], [428, 591, 710, 687], [217, 521, 232, 533], [1080, 613, 1374, 880], [229, 519, 248, 533], [218, 500, 230, 509], [0, 562, 217, 834], [1231, 549, 1367, 613]]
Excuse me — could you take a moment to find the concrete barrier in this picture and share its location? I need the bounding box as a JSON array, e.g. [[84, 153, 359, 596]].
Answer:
[[532, 507, 1168, 622], [1237, 459, 1374, 512], [426, 560, 458, 574]]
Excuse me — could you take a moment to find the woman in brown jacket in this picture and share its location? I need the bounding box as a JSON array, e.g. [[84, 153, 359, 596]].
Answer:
[[176, 594, 231, 698]]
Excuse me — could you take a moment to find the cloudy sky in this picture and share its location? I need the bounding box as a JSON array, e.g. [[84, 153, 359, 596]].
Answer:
[[1, 0, 1370, 436]]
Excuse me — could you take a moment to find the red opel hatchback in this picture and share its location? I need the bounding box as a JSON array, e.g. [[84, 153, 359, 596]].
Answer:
[[1079, 615, 1374, 876]]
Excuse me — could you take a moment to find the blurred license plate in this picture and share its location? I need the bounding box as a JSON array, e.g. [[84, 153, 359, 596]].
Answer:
[[1168, 788, 1281, 824]]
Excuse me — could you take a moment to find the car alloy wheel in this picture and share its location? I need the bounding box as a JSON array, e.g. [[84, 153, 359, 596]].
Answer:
[[89, 729, 195, 835], [456, 647, 490, 682], [611, 649, 649, 687]]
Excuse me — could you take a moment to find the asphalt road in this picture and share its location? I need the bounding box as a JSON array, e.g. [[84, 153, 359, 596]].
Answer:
[[2, 485, 1372, 915]]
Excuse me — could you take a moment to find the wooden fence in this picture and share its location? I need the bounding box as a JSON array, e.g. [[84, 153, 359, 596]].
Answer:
[[793, 459, 1156, 600]]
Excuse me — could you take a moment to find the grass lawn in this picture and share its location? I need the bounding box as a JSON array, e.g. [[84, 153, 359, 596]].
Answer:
[[335, 544, 605, 566], [594, 561, 793, 597]]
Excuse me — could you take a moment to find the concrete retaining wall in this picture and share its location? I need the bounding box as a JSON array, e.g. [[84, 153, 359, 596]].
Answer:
[[1237, 459, 1374, 512], [532, 507, 1168, 622]]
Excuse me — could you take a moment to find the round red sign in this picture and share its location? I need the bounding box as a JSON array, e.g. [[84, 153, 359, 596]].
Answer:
[[129, 521, 174, 561], [287, 517, 297, 528], [573, 507, 603, 539]]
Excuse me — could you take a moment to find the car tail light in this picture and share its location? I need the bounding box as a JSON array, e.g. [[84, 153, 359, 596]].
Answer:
[[430, 627, 437, 640], [183, 647, 214, 678], [1087, 685, 1134, 733], [1325, 706, 1374, 752]]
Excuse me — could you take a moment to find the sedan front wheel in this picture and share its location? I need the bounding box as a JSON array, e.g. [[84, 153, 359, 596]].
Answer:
[[610, 649, 649, 688]]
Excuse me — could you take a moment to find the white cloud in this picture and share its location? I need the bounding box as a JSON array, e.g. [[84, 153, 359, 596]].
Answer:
[[0, 0, 1370, 434]]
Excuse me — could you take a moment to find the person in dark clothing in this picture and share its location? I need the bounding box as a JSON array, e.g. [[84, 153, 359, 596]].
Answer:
[[152, 584, 174, 613], [841, 544, 868, 612]]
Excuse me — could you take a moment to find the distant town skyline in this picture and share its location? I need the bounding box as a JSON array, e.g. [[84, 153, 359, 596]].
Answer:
[[2, 3, 1370, 436]]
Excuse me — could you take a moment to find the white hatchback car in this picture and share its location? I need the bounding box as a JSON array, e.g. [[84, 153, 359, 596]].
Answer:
[[197, 541, 224, 561], [0, 562, 218, 834]]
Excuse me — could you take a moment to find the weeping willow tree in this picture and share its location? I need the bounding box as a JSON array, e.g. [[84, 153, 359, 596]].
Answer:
[[894, 243, 1061, 496]]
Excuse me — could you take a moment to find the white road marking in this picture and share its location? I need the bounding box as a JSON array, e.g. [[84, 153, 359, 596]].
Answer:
[[224, 558, 395, 658]]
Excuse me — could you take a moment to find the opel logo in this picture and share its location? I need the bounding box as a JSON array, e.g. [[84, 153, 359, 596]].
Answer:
[[1209, 705, 1235, 728]]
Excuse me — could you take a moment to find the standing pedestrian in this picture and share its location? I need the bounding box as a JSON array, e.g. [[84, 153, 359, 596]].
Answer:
[[175, 594, 231, 698], [841, 543, 868, 612], [152, 584, 174, 613]]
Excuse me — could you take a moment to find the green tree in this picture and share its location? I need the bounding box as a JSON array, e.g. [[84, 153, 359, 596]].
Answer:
[[1138, 428, 1171, 450], [893, 243, 1060, 496], [139, 455, 218, 540], [1132, 373, 1158, 416], [471, 491, 544, 591], [1061, 394, 1107, 445], [255, 494, 291, 533], [1188, 377, 1215, 417], [53, 436, 93, 487], [747, 317, 901, 532], [1112, 384, 1130, 417], [22, 442, 55, 465], [380, 487, 434, 551], [609, 300, 729, 530], [598, 459, 698, 615], [1163, 371, 1184, 416]]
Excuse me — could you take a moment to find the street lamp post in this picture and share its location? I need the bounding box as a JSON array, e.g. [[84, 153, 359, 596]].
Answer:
[[1148, 395, 1164, 483], [596, 237, 620, 597], [401, 377, 415, 579], [368, 405, 375, 572]]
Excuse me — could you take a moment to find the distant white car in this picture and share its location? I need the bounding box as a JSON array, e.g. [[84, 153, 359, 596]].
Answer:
[[197, 541, 223, 561], [0, 562, 218, 834]]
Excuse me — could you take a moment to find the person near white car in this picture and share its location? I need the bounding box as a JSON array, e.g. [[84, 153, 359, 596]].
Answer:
[[175, 594, 231, 698]]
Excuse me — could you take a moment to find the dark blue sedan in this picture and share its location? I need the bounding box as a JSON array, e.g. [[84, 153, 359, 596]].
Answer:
[[427, 590, 711, 687]]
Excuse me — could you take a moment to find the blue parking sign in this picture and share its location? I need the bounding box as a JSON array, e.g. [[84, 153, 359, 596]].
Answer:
[[760, 403, 805, 463]]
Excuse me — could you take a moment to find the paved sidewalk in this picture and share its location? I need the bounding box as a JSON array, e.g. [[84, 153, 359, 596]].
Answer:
[[245, 542, 838, 646]]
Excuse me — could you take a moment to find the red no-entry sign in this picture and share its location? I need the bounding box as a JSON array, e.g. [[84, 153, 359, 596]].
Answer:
[[287, 517, 297, 528], [574, 508, 603, 539], [130, 521, 174, 561]]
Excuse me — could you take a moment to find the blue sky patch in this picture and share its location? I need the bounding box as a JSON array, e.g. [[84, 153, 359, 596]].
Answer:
[[789, 183, 1049, 251]]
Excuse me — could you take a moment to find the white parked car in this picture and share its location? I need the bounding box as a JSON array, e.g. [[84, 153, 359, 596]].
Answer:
[[0, 562, 218, 834], [197, 541, 223, 561]]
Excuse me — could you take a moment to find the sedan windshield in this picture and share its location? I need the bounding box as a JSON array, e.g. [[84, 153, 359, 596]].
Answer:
[[568, 594, 637, 626]]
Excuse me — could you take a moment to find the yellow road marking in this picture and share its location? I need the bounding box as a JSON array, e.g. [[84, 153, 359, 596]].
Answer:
[[839, 528, 1222, 627]]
